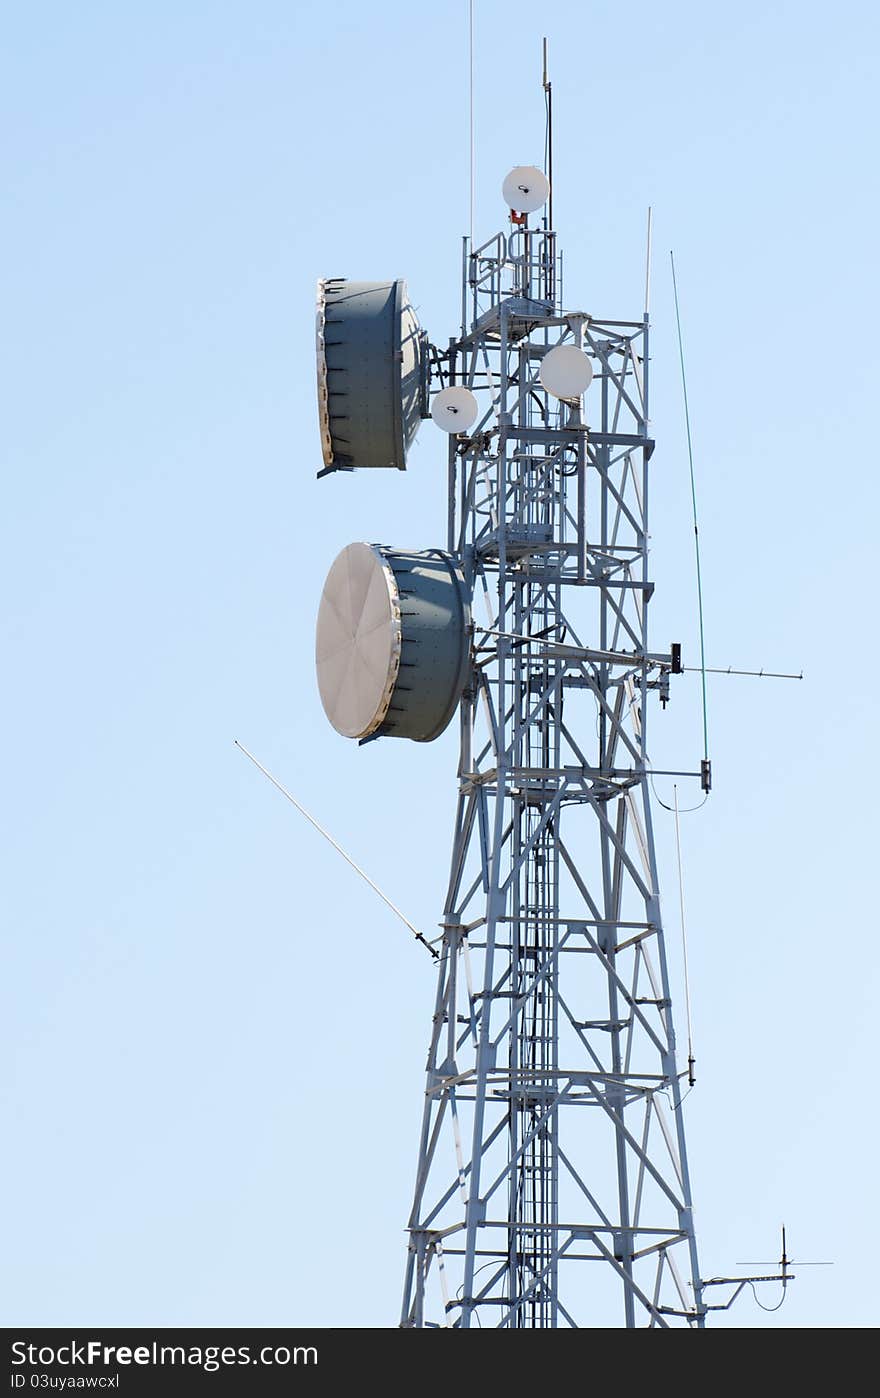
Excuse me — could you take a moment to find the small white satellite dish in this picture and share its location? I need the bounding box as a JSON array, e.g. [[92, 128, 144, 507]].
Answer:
[[502, 166, 550, 215], [540, 344, 594, 400], [431, 385, 479, 434]]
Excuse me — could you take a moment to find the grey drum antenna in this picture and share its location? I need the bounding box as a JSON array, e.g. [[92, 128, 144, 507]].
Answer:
[[315, 278, 429, 476]]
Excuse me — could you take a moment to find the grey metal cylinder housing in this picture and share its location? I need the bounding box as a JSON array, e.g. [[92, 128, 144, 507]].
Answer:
[[316, 278, 426, 472], [315, 542, 471, 743]]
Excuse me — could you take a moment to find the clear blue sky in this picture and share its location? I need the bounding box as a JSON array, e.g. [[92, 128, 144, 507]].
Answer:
[[2, 0, 877, 1328]]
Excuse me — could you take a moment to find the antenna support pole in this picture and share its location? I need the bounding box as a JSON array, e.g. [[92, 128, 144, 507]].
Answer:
[[543, 37, 553, 231]]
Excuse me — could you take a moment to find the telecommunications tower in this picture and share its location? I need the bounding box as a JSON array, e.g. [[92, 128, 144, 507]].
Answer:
[[314, 151, 707, 1325]]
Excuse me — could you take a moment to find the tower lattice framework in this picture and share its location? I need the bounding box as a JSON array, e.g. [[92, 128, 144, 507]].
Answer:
[[400, 221, 705, 1329]]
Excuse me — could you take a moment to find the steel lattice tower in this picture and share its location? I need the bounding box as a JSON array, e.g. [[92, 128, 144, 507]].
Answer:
[[399, 217, 705, 1328]]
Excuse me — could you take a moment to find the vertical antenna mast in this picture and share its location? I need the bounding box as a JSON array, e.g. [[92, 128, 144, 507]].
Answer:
[[644, 206, 653, 316], [469, 1, 475, 246], [543, 37, 553, 231]]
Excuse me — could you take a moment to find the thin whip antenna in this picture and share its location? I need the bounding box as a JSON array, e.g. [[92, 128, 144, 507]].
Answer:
[[543, 37, 553, 230], [469, 0, 475, 247], [234, 739, 438, 959], [644, 207, 652, 316], [673, 785, 696, 1086], [683, 665, 803, 681], [671, 249, 709, 772]]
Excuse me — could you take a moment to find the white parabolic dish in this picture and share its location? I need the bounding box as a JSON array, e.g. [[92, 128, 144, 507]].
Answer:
[[431, 385, 479, 433], [501, 165, 550, 214], [315, 542, 401, 739], [540, 344, 594, 400]]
